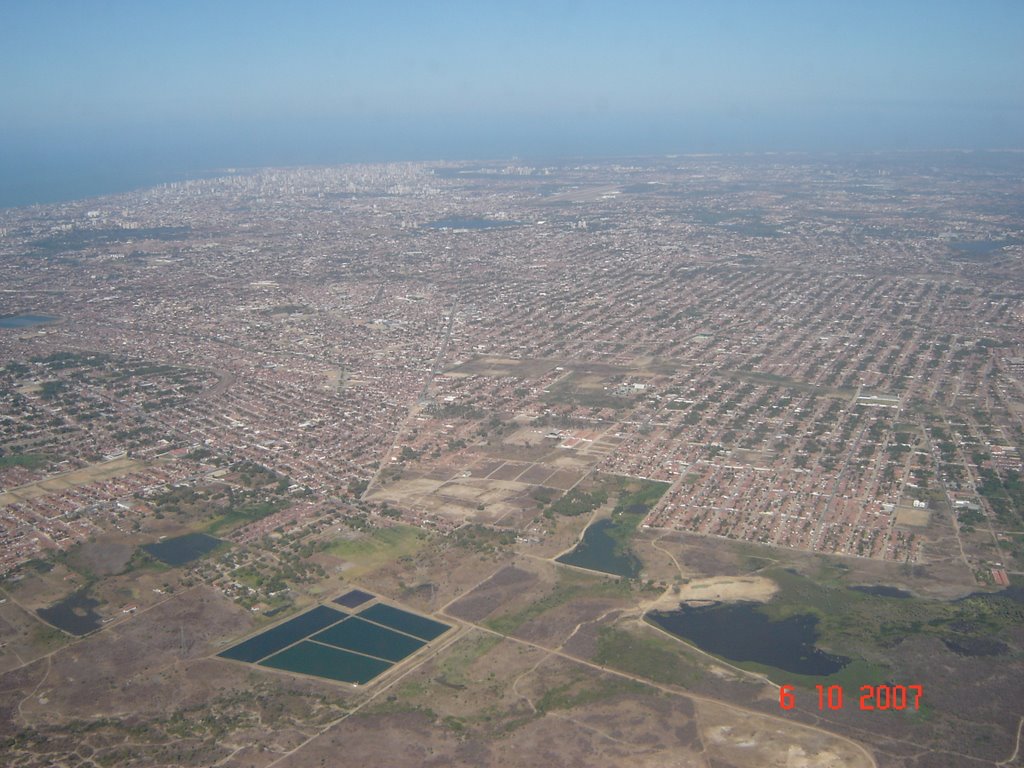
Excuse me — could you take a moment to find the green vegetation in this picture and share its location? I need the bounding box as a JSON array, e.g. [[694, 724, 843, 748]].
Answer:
[[730, 369, 855, 397], [0, 452, 50, 470], [435, 632, 502, 686], [613, 476, 671, 508], [594, 626, 704, 688], [233, 460, 283, 488], [549, 487, 607, 517], [428, 402, 484, 420], [205, 499, 289, 535], [262, 304, 310, 315], [535, 675, 649, 713], [530, 486, 557, 505], [39, 380, 67, 400], [977, 468, 1024, 526], [957, 507, 985, 530], [322, 524, 426, 575], [757, 656, 891, 691], [758, 567, 1022, 671], [604, 477, 670, 551], [450, 524, 514, 554], [555, 476, 671, 577], [485, 571, 632, 635]]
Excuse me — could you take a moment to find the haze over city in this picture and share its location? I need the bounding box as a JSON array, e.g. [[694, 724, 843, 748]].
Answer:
[[1, 3, 1023, 768], [3, 0, 1023, 207]]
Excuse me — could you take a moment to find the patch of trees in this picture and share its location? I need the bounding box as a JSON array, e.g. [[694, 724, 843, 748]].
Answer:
[[549, 488, 608, 517]]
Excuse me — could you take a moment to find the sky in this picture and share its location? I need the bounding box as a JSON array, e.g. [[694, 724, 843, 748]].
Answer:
[[2, 0, 1023, 206]]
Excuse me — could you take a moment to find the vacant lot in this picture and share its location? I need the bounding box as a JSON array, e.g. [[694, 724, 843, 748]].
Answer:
[[0, 456, 145, 507]]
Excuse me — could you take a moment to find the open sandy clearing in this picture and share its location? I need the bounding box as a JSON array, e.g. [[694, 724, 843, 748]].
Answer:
[[0, 456, 145, 507], [643, 576, 779, 612]]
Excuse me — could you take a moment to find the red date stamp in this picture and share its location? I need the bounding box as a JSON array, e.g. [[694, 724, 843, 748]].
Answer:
[[779, 684, 922, 711]]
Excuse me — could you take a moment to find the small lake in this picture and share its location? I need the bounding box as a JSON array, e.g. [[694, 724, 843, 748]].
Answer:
[[142, 532, 223, 565], [647, 601, 850, 676], [556, 518, 642, 578], [426, 217, 520, 230], [0, 314, 57, 328], [849, 585, 913, 599], [948, 238, 1022, 259], [37, 590, 103, 636]]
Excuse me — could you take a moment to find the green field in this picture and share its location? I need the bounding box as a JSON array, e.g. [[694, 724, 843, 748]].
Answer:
[[0, 453, 50, 470], [485, 570, 633, 635], [205, 499, 289, 535], [322, 525, 426, 576]]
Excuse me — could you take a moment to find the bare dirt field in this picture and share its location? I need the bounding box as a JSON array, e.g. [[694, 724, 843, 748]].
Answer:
[[697, 700, 873, 768], [261, 619, 876, 768], [894, 506, 930, 527], [5, 586, 252, 725], [369, 470, 545, 527], [444, 355, 560, 379], [0, 456, 145, 507], [0, 599, 66, 674], [642, 576, 780, 612], [65, 533, 136, 577]]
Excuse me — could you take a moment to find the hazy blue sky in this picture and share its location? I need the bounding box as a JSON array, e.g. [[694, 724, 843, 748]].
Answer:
[[2, 0, 1022, 205]]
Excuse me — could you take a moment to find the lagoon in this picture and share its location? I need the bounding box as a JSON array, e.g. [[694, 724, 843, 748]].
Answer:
[[142, 532, 223, 565], [556, 518, 642, 578], [426, 217, 520, 230], [647, 601, 849, 676], [0, 315, 56, 328], [37, 590, 103, 636]]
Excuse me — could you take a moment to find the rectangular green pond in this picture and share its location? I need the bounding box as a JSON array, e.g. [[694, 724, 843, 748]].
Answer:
[[312, 616, 425, 662], [219, 605, 347, 663], [358, 603, 450, 641], [260, 641, 393, 684]]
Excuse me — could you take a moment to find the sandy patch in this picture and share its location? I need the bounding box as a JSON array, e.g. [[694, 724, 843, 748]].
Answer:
[[0, 457, 144, 508], [895, 506, 930, 526], [645, 576, 779, 611]]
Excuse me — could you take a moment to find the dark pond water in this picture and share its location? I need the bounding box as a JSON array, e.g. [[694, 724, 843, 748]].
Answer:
[[948, 238, 1022, 259], [219, 605, 347, 663], [313, 616, 425, 662], [951, 240, 1000, 256], [142, 532, 223, 565], [260, 640, 392, 684], [555, 518, 642, 578], [358, 603, 450, 641], [849, 585, 913, 598], [647, 601, 850, 676], [0, 314, 57, 328], [955, 585, 1024, 604], [334, 588, 374, 608], [426, 217, 520, 230], [37, 590, 103, 635]]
